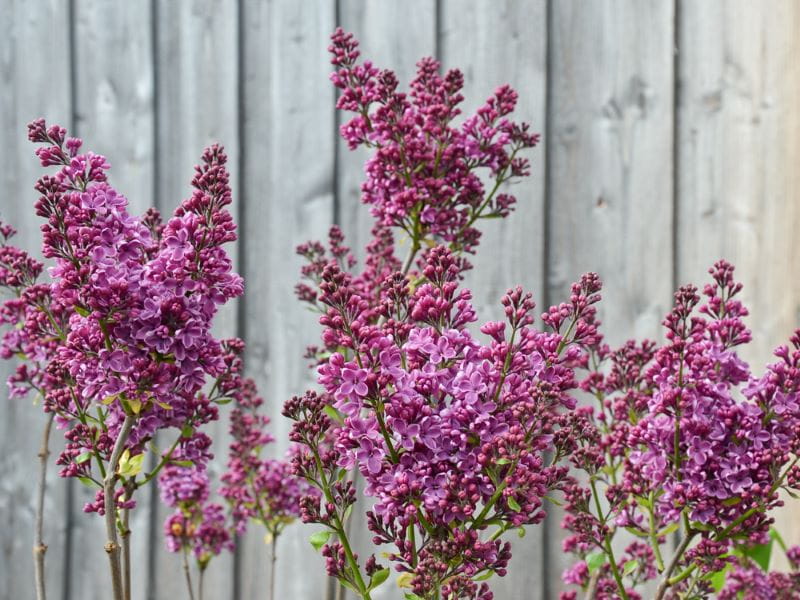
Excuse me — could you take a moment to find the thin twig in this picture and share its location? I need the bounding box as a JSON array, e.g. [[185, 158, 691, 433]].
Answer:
[[33, 413, 55, 600], [584, 570, 601, 600], [182, 547, 196, 600], [103, 415, 136, 600], [654, 529, 696, 600], [199, 566, 206, 600]]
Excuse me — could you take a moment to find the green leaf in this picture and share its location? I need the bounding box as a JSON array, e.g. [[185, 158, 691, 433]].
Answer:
[[102, 394, 118, 406], [78, 476, 96, 488], [75, 452, 92, 464], [368, 568, 390, 591], [709, 564, 731, 592], [507, 496, 521, 512], [214, 397, 234, 405], [396, 572, 415, 589], [181, 424, 195, 438], [722, 496, 742, 507], [586, 552, 606, 574], [117, 451, 144, 478], [770, 527, 789, 554], [171, 460, 194, 468], [495, 458, 511, 465], [473, 570, 494, 581], [623, 560, 638, 576], [656, 522, 680, 537], [74, 305, 90, 317], [323, 404, 344, 424], [405, 594, 425, 600], [739, 538, 773, 571], [309, 530, 331, 551]]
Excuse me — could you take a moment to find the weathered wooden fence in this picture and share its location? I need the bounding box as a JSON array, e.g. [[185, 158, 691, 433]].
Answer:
[[1, 1, 799, 598]]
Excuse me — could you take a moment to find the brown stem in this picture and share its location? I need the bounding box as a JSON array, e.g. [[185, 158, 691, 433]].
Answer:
[[121, 505, 131, 600], [182, 547, 196, 600], [583, 570, 600, 600], [33, 413, 55, 600], [103, 415, 136, 600], [654, 530, 696, 600], [198, 565, 205, 600]]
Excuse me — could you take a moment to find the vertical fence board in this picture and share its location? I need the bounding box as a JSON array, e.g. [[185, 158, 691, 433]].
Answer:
[[71, 1, 155, 598], [0, 2, 71, 599], [2, 1, 800, 598], [545, 0, 675, 596], [150, 1, 240, 598], [677, 0, 800, 569], [335, 4, 437, 598], [439, 1, 548, 598], [240, 1, 335, 598]]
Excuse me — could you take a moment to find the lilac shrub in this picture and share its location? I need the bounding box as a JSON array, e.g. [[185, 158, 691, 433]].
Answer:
[[560, 261, 800, 600], [0, 120, 242, 600]]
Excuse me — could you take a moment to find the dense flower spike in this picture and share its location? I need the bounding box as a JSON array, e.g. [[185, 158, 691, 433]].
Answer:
[[560, 261, 800, 600], [0, 119, 242, 600], [329, 27, 538, 274], [287, 242, 602, 599]]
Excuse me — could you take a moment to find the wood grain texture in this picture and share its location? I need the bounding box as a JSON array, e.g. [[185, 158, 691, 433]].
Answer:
[[239, 1, 336, 598], [335, 4, 436, 598], [1, 1, 800, 597], [150, 1, 240, 598], [439, 1, 549, 598], [0, 2, 71, 599], [71, 1, 155, 598], [545, 0, 675, 596], [676, 0, 800, 569]]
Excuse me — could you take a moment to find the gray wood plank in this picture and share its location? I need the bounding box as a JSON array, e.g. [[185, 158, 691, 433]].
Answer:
[[239, 1, 336, 598], [0, 2, 72, 599], [545, 0, 675, 596], [676, 0, 800, 570], [71, 1, 155, 598], [150, 2, 239, 597], [440, 1, 549, 598], [335, 4, 437, 598]]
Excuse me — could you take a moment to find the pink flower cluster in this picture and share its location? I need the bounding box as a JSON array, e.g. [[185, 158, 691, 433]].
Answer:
[[0, 119, 242, 517], [329, 28, 538, 271], [560, 261, 800, 599], [285, 245, 602, 599]]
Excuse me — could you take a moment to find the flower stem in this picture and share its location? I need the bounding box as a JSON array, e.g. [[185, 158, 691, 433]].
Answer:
[[103, 415, 136, 600], [121, 505, 131, 600], [33, 412, 54, 600], [182, 547, 196, 600], [269, 534, 278, 600], [654, 524, 695, 600]]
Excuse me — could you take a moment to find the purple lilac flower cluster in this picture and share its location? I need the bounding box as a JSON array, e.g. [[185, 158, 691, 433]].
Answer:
[[329, 27, 538, 273], [0, 120, 242, 597], [285, 244, 602, 599], [560, 261, 800, 599], [719, 545, 800, 599]]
